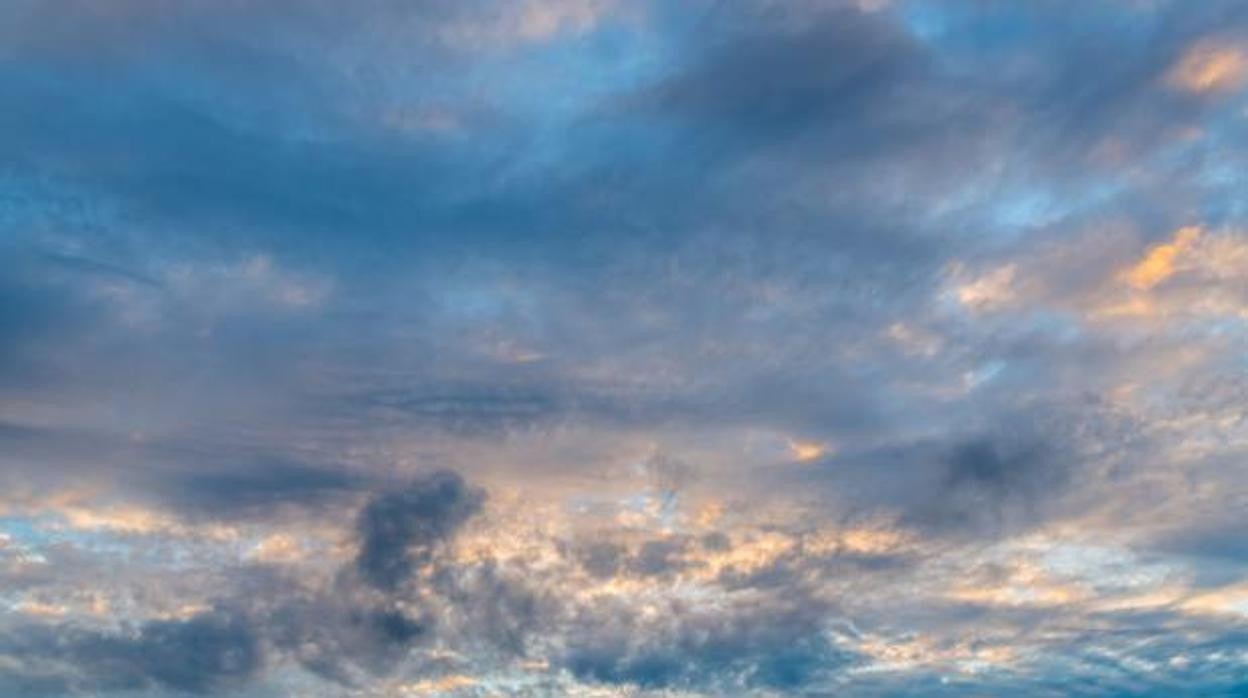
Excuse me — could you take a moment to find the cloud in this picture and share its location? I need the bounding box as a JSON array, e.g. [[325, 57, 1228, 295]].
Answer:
[[1118, 225, 1203, 290], [265, 592, 431, 684], [0, 0, 1247, 695], [0, 609, 261, 696], [432, 559, 558, 656], [942, 435, 1065, 504], [436, 0, 621, 48], [577, 541, 626, 579], [355, 470, 487, 590], [559, 589, 857, 691], [155, 458, 365, 519], [1167, 40, 1248, 93], [950, 263, 1019, 312], [630, 3, 923, 147]]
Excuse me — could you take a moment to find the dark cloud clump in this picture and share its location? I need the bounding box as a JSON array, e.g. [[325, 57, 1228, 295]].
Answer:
[[578, 541, 626, 579], [355, 469, 486, 590], [928, 430, 1072, 535], [944, 436, 1065, 499]]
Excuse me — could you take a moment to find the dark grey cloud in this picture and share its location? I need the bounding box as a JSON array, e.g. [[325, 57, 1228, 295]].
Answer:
[[1144, 513, 1248, 587], [0, 419, 368, 525], [779, 400, 1130, 539], [0, 4, 540, 272], [577, 541, 626, 579], [932, 434, 1068, 530], [150, 457, 365, 518], [628, 3, 930, 162], [263, 590, 431, 684], [355, 470, 486, 590], [243, 470, 548, 683], [629, 538, 694, 578], [560, 590, 856, 691], [0, 609, 261, 697], [0, 250, 108, 390], [576, 537, 699, 580]]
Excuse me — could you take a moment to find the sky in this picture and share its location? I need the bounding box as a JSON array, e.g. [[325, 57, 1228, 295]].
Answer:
[[1, 1, 1247, 696]]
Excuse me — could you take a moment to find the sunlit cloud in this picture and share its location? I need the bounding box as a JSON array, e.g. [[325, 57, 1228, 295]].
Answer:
[[787, 438, 829, 463], [1167, 40, 1248, 94], [1118, 225, 1202, 290], [949, 263, 1018, 312], [397, 675, 479, 695]]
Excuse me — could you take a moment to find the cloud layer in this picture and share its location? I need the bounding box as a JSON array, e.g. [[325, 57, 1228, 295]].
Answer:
[[1, 0, 1246, 695]]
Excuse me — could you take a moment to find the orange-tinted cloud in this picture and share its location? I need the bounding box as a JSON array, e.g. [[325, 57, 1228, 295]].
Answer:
[[1119, 226, 1202, 290], [1167, 41, 1248, 93]]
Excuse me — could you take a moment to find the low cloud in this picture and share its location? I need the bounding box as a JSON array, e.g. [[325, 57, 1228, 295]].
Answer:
[[355, 470, 487, 590], [0, 609, 261, 696]]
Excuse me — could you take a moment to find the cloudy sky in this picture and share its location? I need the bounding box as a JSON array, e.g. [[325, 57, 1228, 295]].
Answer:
[[1, 1, 1247, 696]]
